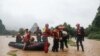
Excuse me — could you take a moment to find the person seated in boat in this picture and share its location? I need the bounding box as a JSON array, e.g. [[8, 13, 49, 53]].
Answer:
[[23, 29, 31, 50], [16, 33, 22, 43], [34, 27, 42, 42], [30, 36, 35, 43]]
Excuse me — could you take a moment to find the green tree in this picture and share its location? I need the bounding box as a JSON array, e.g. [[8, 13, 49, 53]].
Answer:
[[85, 25, 92, 36], [18, 28, 25, 35], [0, 19, 6, 35], [92, 6, 100, 28], [63, 22, 75, 36], [87, 6, 100, 39]]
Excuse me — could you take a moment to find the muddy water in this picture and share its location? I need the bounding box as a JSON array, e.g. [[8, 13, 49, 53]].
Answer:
[[0, 36, 16, 56], [0, 36, 54, 56], [0, 36, 100, 56]]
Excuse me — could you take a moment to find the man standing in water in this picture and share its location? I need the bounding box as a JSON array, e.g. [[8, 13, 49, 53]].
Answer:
[[34, 27, 42, 42], [42, 24, 51, 53], [52, 27, 60, 52], [23, 29, 31, 50], [42, 24, 51, 42], [76, 24, 84, 52], [60, 28, 69, 51]]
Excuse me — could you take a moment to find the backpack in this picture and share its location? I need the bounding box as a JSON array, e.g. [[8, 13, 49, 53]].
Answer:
[[62, 31, 68, 37]]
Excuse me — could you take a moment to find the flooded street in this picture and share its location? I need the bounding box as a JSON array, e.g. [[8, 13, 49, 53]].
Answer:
[[0, 36, 100, 56]]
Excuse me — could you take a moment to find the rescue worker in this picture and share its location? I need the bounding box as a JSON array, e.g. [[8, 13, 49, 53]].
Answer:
[[76, 24, 85, 52]]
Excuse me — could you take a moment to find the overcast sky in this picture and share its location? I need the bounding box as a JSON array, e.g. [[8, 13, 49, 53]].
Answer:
[[0, 0, 100, 30]]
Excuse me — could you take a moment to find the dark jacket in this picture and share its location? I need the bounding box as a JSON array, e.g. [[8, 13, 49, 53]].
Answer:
[[76, 27, 85, 41], [34, 29, 42, 37], [76, 27, 85, 37]]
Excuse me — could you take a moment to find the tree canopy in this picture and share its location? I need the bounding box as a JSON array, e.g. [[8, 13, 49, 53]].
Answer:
[[0, 19, 6, 34], [87, 6, 100, 39]]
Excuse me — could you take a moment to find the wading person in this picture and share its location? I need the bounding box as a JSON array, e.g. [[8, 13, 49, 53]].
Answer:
[[23, 29, 31, 50], [60, 28, 69, 51], [42, 24, 51, 42], [34, 27, 42, 42], [52, 27, 60, 52], [42, 24, 51, 53], [80, 27, 85, 41], [76, 24, 84, 52]]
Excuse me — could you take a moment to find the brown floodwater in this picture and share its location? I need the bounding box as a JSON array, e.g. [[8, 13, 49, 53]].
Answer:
[[0, 36, 100, 56]]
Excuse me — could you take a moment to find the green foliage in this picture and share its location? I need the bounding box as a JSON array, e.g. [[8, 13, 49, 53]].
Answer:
[[92, 6, 100, 28], [0, 19, 6, 35], [92, 15, 100, 28], [0, 19, 17, 35], [87, 6, 100, 39], [18, 28, 25, 35], [63, 22, 76, 36], [85, 25, 92, 36], [88, 32, 100, 39]]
